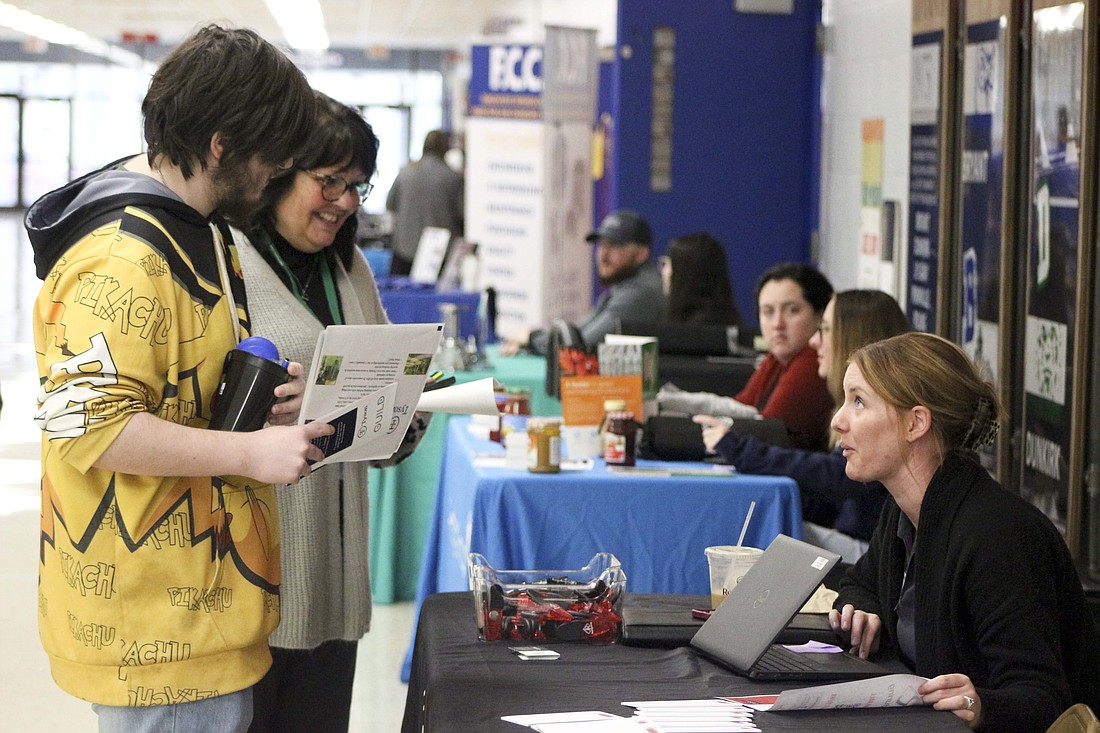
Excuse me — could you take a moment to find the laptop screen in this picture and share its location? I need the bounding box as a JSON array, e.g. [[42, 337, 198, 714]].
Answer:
[[690, 534, 838, 671]]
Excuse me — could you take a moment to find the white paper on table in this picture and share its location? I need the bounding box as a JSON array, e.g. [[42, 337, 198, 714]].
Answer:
[[472, 455, 594, 471], [623, 699, 756, 729], [502, 711, 656, 731], [416, 377, 500, 414], [725, 673, 930, 711], [531, 720, 661, 733]]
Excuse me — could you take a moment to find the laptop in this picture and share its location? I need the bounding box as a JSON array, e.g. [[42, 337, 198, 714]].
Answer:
[[690, 534, 889, 680], [621, 593, 838, 649]]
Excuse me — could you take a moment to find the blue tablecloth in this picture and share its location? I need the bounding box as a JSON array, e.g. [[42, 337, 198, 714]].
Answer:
[[377, 277, 481, 341], [367, 347, 558, 603], [401, 415, 802, 679]]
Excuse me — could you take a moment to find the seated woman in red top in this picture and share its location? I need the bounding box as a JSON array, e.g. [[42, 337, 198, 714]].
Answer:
[[659, 262, 834, 451], [735, 262, 834, 449]]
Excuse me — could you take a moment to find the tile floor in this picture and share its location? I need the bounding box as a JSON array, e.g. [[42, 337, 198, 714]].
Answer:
[[0, 211, 416, 731]]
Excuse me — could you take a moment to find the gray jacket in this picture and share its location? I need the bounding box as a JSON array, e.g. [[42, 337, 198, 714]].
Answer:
[[385, 155, 464, 261], [530, 260, 665, 354]]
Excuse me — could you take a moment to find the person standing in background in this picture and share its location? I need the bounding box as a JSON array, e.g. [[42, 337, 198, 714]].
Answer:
[[231, 91, 431, 733], [385, 129, 464, 276], [26, 25, 331, 732]]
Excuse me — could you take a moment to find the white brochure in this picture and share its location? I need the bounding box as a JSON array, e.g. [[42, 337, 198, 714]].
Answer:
[[300, 323, 442, 467]]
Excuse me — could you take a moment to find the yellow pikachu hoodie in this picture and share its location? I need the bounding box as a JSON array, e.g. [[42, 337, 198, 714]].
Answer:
[[26, 157, 280, 706]]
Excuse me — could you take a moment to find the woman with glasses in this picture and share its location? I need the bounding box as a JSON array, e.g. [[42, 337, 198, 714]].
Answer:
[[229, 91, 429, 732], [696, 290, 910, 561]]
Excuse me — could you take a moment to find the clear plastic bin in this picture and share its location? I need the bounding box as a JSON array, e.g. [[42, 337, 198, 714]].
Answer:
[[468, 552, 626, 643]]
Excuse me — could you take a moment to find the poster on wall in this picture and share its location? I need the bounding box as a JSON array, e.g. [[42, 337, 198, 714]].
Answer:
[[1020, 1, 1084, 535], [958, 14, 1006, 389], [906, 29, 943, 333], [858, 118, 884, 288], [542, 25, 597, 328], [465, 44, 545, 339]]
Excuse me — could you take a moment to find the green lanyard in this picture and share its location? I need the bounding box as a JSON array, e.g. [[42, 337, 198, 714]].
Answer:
[[261, 230, 344, 326]]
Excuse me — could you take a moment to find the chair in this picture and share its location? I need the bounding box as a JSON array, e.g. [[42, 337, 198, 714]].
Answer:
[[1046, 704, 1100, 733]]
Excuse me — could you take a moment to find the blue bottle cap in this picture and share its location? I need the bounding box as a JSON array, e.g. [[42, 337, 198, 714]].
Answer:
[[236, 336, 281, 363]]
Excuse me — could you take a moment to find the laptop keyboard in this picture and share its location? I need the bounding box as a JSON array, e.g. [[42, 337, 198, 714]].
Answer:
[[753, 644, 820, 673]]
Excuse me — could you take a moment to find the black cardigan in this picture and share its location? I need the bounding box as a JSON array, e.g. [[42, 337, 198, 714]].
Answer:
[[836, 454, 1100, 732]]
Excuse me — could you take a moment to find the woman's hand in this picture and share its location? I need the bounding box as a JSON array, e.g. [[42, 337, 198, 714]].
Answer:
[[268, 361, 306, 425], [828, 603, 881, 658], [919, 674, 982, 728], [692, 414, 731, 453]]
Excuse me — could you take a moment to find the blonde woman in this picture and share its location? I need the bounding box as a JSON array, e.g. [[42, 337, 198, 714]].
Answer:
[[830, 333, 1099, 731]]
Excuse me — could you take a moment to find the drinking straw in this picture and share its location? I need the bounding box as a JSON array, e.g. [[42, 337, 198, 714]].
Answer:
[[736, 500, 756, 547]]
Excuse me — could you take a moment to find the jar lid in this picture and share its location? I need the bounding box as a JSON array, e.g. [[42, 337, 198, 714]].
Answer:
[[603, 399, 627, 411]]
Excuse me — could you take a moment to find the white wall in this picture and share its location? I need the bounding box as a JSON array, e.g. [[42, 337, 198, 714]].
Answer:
[[818, 0, 912, 300]]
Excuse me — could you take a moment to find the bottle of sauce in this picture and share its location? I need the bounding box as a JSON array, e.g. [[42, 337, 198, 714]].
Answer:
[[603, 411, 636, 467], [526, 418, 561, 473]]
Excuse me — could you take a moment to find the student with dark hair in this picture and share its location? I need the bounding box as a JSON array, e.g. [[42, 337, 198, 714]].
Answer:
[[830, 333, 1100, 731], [660, 261, 834, 450], [660, 232, 743, 327], [231, 91, 430, 733], [27, 25, 330, 731]]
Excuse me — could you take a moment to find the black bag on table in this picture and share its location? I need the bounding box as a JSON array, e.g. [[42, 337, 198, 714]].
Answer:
[[638, 415, 707, 461]]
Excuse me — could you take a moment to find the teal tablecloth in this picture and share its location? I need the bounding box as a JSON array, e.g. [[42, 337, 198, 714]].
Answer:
[[367, 346, 560, 602]]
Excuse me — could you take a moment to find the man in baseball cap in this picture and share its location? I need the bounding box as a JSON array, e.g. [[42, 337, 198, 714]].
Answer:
[[500, 209, 665, 355], [585, 209, 652, 247]]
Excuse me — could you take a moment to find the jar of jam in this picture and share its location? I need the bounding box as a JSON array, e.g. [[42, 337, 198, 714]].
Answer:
[[526, 418, 561, 473], [500, 387, 532, 437], [603, 411, 636, 467], [598, 399, 627, 440]]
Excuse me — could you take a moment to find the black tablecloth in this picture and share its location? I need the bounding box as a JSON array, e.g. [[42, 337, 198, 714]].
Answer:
[[402, 592, 969, 733]]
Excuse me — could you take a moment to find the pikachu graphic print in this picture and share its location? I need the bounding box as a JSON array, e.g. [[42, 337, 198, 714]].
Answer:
[[32, 204, 280, 706]]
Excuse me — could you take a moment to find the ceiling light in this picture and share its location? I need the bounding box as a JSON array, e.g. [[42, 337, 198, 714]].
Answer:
[[0, 2, 149, 68], [264, 0, 330, 51]]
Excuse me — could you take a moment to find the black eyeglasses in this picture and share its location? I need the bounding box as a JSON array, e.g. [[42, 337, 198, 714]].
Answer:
[[301, 170, 374, 202]]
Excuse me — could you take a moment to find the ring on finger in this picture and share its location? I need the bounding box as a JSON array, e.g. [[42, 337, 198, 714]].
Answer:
[[963, 695, 975, 711]]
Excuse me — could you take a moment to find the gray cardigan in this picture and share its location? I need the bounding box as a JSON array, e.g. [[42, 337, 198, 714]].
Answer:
[[234, 229, 428, 649]]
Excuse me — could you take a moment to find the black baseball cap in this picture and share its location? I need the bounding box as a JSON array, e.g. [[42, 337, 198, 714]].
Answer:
[[585, 209, 652, 247]]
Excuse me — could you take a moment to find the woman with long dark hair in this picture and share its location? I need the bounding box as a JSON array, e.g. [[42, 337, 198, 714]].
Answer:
[[661, 232, 743, 327]]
